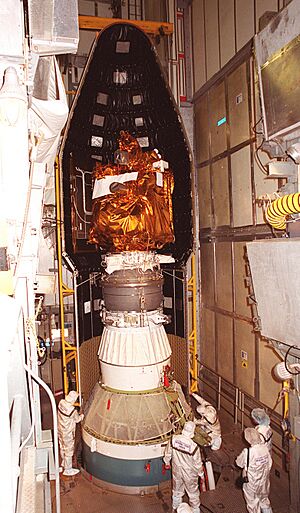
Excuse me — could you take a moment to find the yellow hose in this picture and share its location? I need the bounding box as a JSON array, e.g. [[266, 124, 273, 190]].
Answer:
[[266, 193, 300, 230]]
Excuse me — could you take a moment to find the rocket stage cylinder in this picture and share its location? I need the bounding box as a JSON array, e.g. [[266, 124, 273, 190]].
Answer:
[[101, 267, 163, 312], [82, 252, 174, 492]]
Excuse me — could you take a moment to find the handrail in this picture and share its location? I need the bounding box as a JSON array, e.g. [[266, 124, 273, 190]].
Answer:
[[197, 359, 286, 456], [24, 363, 61, 513], [11, 394, 23, 511]]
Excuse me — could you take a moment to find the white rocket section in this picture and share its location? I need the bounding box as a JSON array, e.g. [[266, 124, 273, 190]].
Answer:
[[100, 361, 170, 391], [99, 325, 171, 365], [98, 324, 171, 390]]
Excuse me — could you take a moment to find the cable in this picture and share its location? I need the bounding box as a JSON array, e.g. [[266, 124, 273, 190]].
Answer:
[[251, 116, 264, 135], [254, 140, 269, 175], [285, 345, 300, 376]]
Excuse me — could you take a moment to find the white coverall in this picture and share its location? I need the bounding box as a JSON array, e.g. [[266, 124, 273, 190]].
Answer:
[[193, 394, 222, 450], [57, 392, 83, 476], [177, 503, 193, 513], [256, 424, 273, 453], [163, 426, 203, 513], [235, 443, 272, 513]]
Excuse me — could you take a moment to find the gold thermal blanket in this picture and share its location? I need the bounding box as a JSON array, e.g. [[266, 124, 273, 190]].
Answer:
[[89, 132, 174, 252]]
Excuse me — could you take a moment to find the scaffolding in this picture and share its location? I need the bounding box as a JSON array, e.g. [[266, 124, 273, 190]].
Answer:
[[55, 160, 79, 396], [188, 254, 198, 394]]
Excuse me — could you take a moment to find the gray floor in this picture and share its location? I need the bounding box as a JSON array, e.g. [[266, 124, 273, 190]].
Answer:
[[58, 426, 290, 513]]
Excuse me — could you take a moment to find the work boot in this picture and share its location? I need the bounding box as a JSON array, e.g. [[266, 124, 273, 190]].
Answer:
[[63, 455, 80, 476], [63, 467, 80, 476], [261, 509, 273, 513]]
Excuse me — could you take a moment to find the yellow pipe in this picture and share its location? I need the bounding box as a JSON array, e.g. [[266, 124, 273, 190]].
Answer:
[[283, 380, 289, 419], [55, 160, 68, 394], [188, 254, 198, 393], [266, 193, 300, 230]]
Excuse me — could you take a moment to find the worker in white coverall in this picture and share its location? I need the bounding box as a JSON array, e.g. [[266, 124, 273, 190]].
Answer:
[[57, 390, 84, 476], [236, 427, 273, 513], [163, 421, 203, 513], [192, 393, 222, 450], [251, 408, 273, 453]]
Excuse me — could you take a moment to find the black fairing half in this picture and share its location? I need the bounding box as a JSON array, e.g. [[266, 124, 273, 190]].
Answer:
[[61, 22, 193, 270]]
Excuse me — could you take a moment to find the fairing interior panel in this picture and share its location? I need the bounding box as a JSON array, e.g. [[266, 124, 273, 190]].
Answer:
[[61, 23, 193, 270]]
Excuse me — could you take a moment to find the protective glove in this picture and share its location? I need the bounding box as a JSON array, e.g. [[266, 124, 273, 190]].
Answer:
[[198, 465, 205, 478], [80, 413, 84, 421]]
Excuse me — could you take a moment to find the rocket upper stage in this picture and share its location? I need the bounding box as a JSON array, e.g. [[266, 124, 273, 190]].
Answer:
[[60, 22, 193, 268]]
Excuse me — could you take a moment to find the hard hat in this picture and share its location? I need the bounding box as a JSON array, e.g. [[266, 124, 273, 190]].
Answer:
[[65, 390, 79, 404], [197, 404, 217, 424], [182, 421, 195, 438], [251, 408, 270, 426], [244, 427, 262, 446], [177, 504, 193, 513]]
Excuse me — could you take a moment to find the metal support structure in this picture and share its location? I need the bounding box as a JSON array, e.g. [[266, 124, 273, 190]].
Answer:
[[78, 15, 173, 35], [288, 374, 300, 513], [187, 254, 198, 393], [55, 161, 79, 396]]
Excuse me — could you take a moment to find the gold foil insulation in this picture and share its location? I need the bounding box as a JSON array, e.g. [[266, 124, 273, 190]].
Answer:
[[89, 132, 175, 252]]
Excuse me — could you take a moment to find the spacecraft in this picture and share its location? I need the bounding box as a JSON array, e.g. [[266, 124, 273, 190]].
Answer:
[[60, 22, 196, 491]]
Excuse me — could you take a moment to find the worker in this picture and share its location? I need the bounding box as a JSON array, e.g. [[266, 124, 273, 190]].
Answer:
[[163, 420, 203, 513], [192, 393, 222, 450], [57, 390, 84, 476], [236, 427, 273, 513], [251, 408, 273, 453]]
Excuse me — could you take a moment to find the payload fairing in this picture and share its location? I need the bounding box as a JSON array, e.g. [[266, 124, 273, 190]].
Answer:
[[60, 22, 194, 491]]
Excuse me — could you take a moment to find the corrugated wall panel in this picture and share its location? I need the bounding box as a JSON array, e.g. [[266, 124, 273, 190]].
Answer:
[[216, 314, 233, 382], [211, 158, 230, 227], [215, 242, 233, 311], [200, 308, 216, 370], [219, 0, 236, 67], [194, 93, 209, 164], [234, 320, 255, 396], [235, 0, 255, 51], [198, 166, 212, 228], [200, 242, 215, 306], [259, 342, 282, 411], [228, 62, 250, 148], [209, 81, 227, 158], [192, 0, 206, 91], [231, 146, 253, 227], [204, 0, 220, 79]]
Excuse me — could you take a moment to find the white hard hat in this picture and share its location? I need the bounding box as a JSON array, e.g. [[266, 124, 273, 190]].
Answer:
[[177, 504, 193, 513], [197, 404, 217, 424], [244, 427, 262, 446], [182, 421, 195, 438], [65, 390, 79, 404]]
